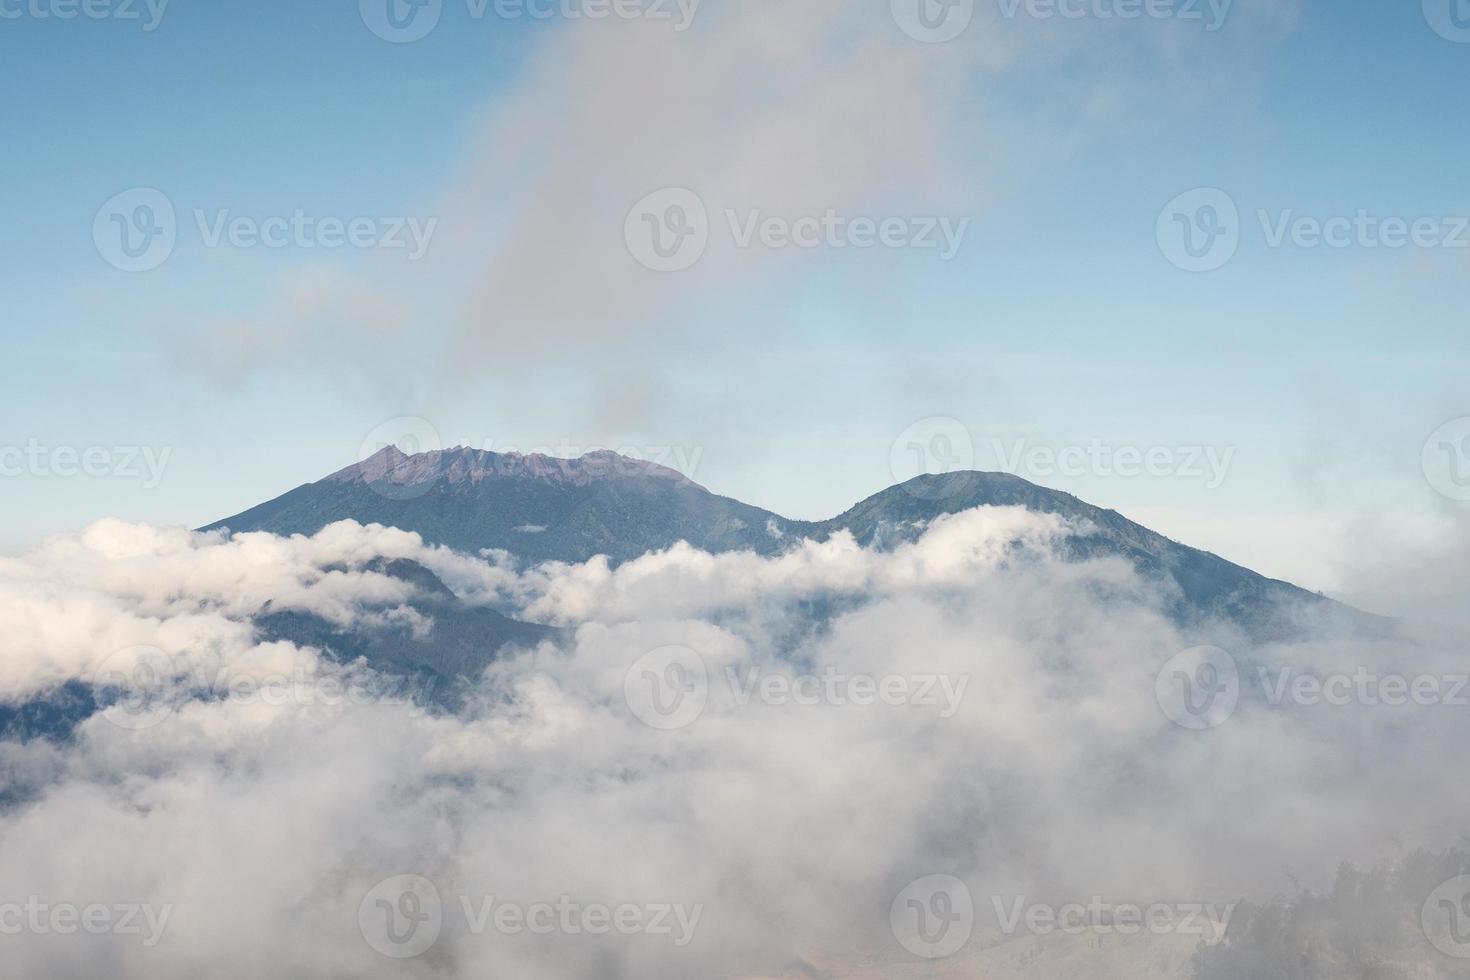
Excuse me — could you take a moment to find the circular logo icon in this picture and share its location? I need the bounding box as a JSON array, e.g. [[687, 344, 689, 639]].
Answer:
[[1424, 0, 1470, 42], [93, 188, 177, 273], [1156, 188, 1240, 273], [359, 874, 443, 959], [91, 645, 186, 731], [892, 0, 975, 43], [624, 646, 709, 731], [1423, 417, 1470, 502], [360, 0, 442, 42], [890, 874, 974, 960], [357, 417, 444, 501], [890, 417, 977, 500], [624, 188, 709, 273], [1156, 646, 1240, 731], [1423, 876, 1470, 959]]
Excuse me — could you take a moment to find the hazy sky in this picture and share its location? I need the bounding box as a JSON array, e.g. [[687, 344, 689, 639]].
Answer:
[[3, 0, 1468, 602]]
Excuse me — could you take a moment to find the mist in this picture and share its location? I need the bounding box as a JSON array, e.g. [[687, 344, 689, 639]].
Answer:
[[1, 508, 1465, 977]]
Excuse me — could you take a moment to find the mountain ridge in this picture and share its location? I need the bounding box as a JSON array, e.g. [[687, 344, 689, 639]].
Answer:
[[202, 447, 1371, 638], [332, 445, 702, 491]]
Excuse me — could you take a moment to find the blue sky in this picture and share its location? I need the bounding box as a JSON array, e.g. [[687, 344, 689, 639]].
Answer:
[[3, 0, 1468, 602]]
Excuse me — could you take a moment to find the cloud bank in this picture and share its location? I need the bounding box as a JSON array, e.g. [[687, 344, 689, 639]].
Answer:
[[0, 506, 1465, 978]]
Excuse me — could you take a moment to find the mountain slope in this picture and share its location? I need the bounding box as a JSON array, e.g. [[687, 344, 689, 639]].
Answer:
[[0, 558, 560, 748], [812, 472, 1345, 633], [254, 557, 563, 701], [205, 447, 807, 565], [205, 448, 1365, 636]]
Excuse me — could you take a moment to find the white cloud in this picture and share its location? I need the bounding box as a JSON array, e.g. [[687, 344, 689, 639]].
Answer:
[[0, 504, 1463, 977]]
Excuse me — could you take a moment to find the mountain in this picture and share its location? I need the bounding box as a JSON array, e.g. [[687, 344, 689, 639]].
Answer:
[[254, 557, 564, 703], [0, 558, 561, 750], [205, 447, 1368, 637], [204, 447, 804, 566], [816, 472, 1353, 634], [2, 451, 1374, 748]]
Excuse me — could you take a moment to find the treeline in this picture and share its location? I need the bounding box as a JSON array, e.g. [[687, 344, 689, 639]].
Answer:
[[1193, 845, 1470, 979]]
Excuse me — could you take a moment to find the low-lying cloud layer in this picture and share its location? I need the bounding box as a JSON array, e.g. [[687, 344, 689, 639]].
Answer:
[[0, 508, 1465, 978]]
